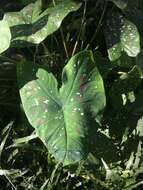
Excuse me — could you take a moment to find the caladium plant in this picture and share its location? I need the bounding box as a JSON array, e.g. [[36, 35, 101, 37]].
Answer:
[[17, 51, 106, 165], [0, 0, 143, 188], [3, 0, 81, 45], [0, 0, 81, 53]]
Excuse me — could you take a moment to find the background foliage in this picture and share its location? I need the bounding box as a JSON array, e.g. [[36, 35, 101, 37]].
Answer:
[[0, 0, 143, 189]]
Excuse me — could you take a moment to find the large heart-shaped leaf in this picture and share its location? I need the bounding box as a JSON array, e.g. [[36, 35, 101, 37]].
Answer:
[[0, 20, 11, 54], [17, 51, 106, 165], [104, 11, 140, 61], [4, 0, 81, 45]]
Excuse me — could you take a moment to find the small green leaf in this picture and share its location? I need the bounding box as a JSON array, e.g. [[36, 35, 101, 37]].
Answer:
[[111, 66, 142, 110], [113, 53, 135, 69], [112, 66, 142, 94], [105, 11, 140, 61], [4, 0, 81, 45], [0, 20, 11, 54], [17, 51, 106, 165], [108, 0, 127, 9]]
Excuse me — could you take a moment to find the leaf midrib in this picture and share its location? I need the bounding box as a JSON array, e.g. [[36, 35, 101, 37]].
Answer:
[[36, 77, 69, 162]]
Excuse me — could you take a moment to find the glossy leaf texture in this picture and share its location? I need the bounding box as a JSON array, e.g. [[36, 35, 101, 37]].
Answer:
[[17, 51, 106, 165], [0, 19, 11, 54], [110, 0, 143, 47], [104, 11, 140, 61], [3, 0, 81, 45]]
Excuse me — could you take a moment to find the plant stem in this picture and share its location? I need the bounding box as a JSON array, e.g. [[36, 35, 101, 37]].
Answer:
[[72, 0, 87, 56], [60, 28, 69, 59], [85, 1, 107, 50], [5, 175, 17, 190], [52, 0, 56, 6], [52, 0, 69, 59]]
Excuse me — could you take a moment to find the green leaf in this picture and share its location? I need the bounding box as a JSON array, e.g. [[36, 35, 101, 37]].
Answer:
[[110, 0, 143, 47], [4, 0, 81, 45], [108, 0, 127, 9], [0, 20, 11, 54], [109, 0, 142, 11], [110, 66, 142, 110], [112, 53, 135, 69], [112, 66, 142, 94], [105, 11, 140, 61], [17, 51, 106, 165], [135, 119, 143, 137]]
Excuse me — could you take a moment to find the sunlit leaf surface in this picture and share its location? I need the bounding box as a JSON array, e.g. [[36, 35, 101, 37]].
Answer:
[[4, 0, 81, 44], [105, 11, 140, 61], [17, 51, 106, 165], [0, 20, 11, 54]]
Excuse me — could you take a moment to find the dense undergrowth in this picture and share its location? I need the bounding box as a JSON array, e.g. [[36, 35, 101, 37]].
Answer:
[[0, 0, 143, 189]]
